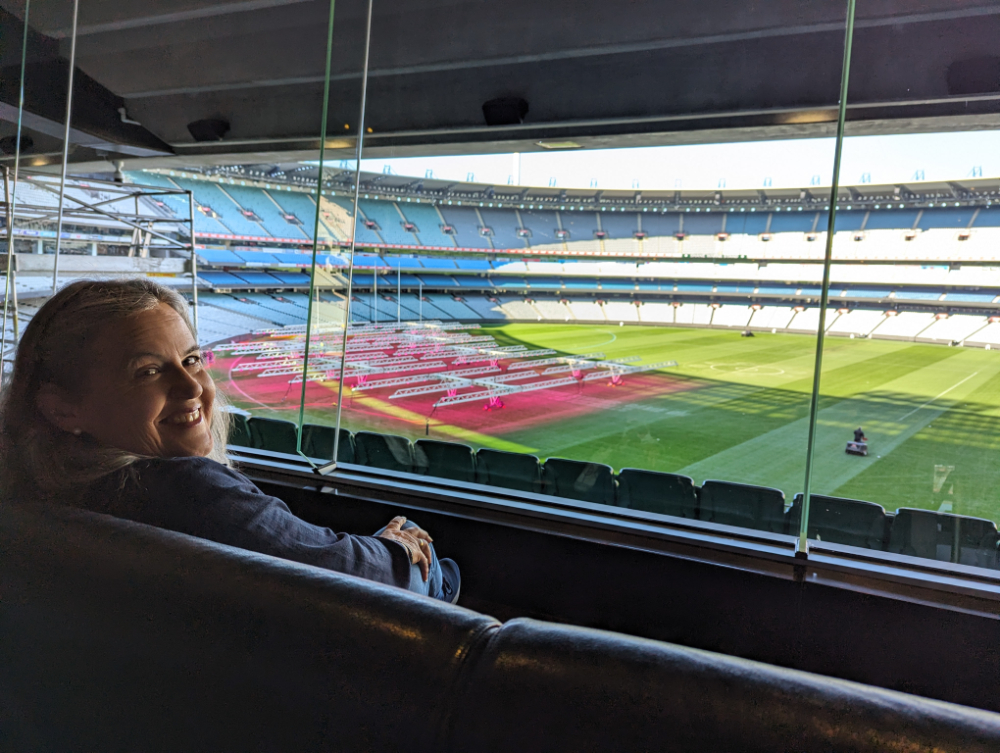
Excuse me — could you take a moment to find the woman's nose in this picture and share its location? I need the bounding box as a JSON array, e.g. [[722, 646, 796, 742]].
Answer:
[[169, 366, 204, 399]]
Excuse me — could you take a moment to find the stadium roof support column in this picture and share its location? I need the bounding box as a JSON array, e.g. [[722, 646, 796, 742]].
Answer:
[[800, 0, 858, 557]]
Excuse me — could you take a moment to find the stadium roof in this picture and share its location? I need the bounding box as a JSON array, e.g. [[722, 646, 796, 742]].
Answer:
[[153, 165, 1000, 213], [2, 0, 1000, 169]]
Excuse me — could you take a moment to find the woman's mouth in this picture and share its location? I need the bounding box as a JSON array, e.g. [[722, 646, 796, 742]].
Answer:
[[163, 407, 202, 426]]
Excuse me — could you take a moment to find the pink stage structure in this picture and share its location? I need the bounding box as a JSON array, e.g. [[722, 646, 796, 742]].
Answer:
[[214, 322, 677, 411]]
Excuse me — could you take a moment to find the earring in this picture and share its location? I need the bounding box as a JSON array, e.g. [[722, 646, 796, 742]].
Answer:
[[72, 428, 82, 436]]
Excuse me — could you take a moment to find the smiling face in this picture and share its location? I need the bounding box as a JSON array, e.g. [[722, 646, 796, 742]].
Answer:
[[56, 302, 216, 458]]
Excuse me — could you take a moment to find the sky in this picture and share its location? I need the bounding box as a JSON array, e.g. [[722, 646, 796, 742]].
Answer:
[[347, 130, 1000, 191]]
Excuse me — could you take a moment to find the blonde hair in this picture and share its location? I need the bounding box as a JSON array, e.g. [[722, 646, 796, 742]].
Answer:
[[0, 278, 230, 504]]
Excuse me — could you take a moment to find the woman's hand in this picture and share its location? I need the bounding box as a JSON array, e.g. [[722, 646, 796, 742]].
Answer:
[[376, 516, 434, 582]]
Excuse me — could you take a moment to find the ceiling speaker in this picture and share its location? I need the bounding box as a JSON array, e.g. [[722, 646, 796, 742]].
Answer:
[[0, 134, 33, 155], [187, 118, 230, 142], [482, 97, 529, 126], [947, 56, 1000, 95]]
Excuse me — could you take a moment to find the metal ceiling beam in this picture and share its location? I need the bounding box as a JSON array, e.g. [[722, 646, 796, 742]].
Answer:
[[40, 0, 315, 38], [120, 4, 1000, 100]]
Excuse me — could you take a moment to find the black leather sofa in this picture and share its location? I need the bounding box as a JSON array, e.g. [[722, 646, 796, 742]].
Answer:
[[4, 500, 1000, 752]]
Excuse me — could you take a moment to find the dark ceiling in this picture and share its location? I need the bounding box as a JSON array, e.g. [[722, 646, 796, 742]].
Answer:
[[2, 0, 1000, 170]]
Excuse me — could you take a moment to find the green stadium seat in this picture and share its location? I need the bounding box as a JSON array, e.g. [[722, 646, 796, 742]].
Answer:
[[888, 508, 1000, 568], [699, 480, 786, 534], [302, 424, 355, 464], [413, 439, 476, 482], [227, 413, 252, 448], [354, 431, 414, 473], [475, 449, 542, 494], [541, 458, 616, 506], [247, 417, 299, 455], [788, 494, 888, 550], [616, 468, 699, 518]]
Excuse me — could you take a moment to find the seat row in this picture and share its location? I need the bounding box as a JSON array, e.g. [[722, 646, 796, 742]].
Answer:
[[231, 416, 1000, 569]]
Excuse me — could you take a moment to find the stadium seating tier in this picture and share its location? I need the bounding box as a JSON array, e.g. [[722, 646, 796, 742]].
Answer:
[[228, 424, 1000, 570]]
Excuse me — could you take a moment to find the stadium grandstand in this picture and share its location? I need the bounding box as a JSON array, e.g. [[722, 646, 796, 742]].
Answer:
[[6, 0, 1000, 747], [8, 168, 999, 347]]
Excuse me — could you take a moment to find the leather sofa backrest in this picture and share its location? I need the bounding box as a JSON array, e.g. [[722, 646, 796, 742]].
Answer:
[[4, 500, 1000, 753], [0, 501, 497, 753], [449, 618, 1000, 753]]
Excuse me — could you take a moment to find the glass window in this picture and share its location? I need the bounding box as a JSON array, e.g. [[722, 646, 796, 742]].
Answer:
[[805, 0, 1000, 571], [303, 0, 855, 541], [10, 0, 999, 576]]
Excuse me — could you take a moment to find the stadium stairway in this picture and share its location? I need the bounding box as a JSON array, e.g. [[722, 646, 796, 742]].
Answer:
[[459, 295, 507, 319], [221, 183, 311, 240], [425, 293, 479, 320], [397, 204, 458, 247], [358, 200, 416, 246]]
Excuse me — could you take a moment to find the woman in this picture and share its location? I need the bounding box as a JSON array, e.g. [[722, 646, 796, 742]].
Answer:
[[0, 279, 459, 603]]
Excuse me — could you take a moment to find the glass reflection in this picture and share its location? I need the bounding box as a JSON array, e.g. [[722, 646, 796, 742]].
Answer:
[[806, 0, 1000, 570], [333, 3, 856, 526], [16, 0, 999, 572]]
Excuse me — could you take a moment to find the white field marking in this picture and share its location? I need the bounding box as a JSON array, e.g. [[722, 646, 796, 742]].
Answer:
[[938, 502, 954, 513], [897, 371, 980, 422], [708, 362, 786, 376], [589, 329, 618, 347]]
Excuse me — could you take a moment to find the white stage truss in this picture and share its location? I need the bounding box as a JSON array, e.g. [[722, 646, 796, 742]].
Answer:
[[220, 322, 679, 408]]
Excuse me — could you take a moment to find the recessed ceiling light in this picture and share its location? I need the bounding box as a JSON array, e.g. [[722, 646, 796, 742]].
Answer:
[[536, 141, 582, 149]]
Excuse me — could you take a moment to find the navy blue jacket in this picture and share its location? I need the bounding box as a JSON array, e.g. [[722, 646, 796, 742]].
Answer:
[[84, 456, 413, 588]]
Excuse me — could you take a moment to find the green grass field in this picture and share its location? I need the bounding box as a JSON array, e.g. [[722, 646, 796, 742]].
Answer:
[[230, 323, 1000, 522]]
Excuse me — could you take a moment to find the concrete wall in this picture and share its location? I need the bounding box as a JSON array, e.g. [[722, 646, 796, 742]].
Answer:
[[13, 254, 186, 275]]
